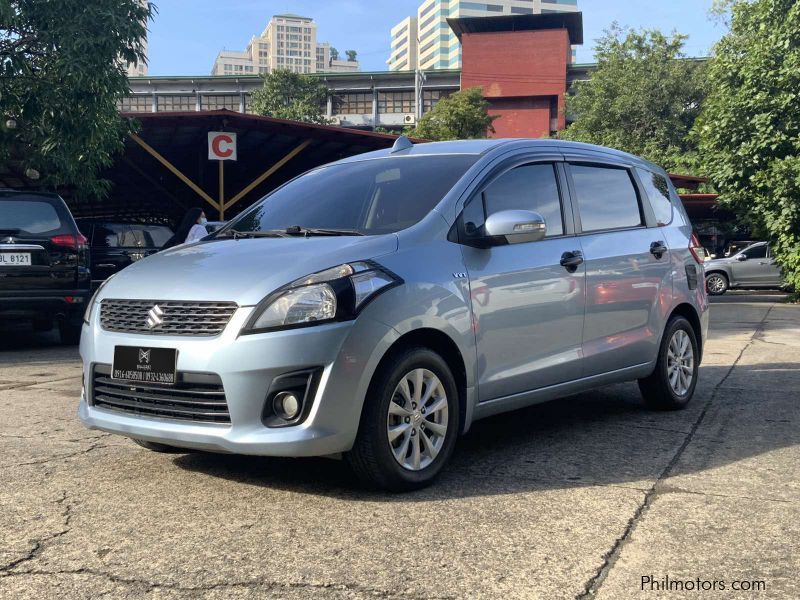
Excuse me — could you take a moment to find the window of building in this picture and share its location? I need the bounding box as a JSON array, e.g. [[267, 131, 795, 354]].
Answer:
[[511, 6, 534, 13], [636, 168, 673, 226], [393, 24, 408, 39], [473, 164, 564, 236], [422, 89, 452, 113], [117, 95, 152, 113], [201, 95, 240, 112], [570, 164, 643, 232], [378, 91, 415, 114], [156, 95, 195, 112], [334, 93, 372, 114]]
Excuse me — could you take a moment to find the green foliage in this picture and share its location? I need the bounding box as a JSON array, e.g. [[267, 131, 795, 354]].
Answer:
[[249, 70, 328, 124], [561, 25, 708, 173], [329, 47, 339, 61], [696, 0, 800, 289], [411, 87, 497, 141], [345, 50, 357, 62], [0, 0, 152, 198]]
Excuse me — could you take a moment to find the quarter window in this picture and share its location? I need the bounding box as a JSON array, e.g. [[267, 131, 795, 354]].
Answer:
[[636, 168, 673, 226], [570, 165, 642, 232]]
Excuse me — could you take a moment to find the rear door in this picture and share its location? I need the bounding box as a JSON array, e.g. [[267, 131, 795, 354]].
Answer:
[[461, 157, 586, 400], [564, 160, 674, 377], [0, 194, 80, 292]]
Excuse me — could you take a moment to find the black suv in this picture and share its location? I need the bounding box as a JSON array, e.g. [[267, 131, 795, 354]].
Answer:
[[75, 221, 172, 288], [0, 190, 91, 344]]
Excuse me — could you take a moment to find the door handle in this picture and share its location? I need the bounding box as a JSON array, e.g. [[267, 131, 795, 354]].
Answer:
[[650, 241, 668, 259], [560, 251, 584, 273]]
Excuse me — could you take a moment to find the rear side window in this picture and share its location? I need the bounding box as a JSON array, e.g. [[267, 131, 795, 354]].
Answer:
[[140, 225, 172, 248], [0, 199, 64, 234], [570, 165, 642, 232], [93, 224, 128, 248], [636, 168, 673, 226], [463, 163, 564, 237]]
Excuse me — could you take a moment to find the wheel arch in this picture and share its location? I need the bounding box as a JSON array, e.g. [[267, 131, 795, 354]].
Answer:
[[669, 303, 704, 362], [371, 328, 469, 435]]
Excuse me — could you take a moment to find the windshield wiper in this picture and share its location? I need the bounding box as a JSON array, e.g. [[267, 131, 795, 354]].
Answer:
[[216, 230, 289, 239], [284, 225, 365, 237]]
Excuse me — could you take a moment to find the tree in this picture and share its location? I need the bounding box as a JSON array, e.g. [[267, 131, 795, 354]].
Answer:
[[249, 69, 328, 124], [411, 87, 497, 141], [560, 25, 708, 173], [329, 47, 339, 61], [345, 50, 357, 62], [0, 0, 152, 198], [696, 0, 800, 290]]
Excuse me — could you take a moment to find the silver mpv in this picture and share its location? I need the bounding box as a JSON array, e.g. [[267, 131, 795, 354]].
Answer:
[[80, 139, 709, 491]]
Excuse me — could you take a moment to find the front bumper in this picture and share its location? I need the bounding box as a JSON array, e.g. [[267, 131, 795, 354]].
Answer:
[[79, 306, 397, 457]]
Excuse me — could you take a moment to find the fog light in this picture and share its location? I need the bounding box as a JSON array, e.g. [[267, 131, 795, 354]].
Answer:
[[273, 391, 301, 420]]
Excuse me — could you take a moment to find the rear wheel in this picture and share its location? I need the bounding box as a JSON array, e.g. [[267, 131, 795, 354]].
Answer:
[[346, 348, 459, 492], [133, 439, 193, 453], [638, 316, 699, 411], [706, 272, 728, 295]]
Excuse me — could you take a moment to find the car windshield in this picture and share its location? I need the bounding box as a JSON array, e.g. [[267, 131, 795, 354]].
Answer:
[[0, 198, 64, 234], [226, 155, 478, 236]]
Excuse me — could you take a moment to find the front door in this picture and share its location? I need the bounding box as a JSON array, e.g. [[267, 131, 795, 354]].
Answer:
[[731, 244, 779, 286], [460, 161, 586, 401]]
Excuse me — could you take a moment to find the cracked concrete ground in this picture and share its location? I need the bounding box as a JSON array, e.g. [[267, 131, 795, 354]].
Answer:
[[1, 292, 798, 599]]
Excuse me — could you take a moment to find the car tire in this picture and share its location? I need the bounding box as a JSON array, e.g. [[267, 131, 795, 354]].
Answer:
[[706, 272, 728, 296], [638, 316, 699, 411], [346, 348, 460, 492], [133, 439, 193, 453], [58, 320, 82, 345]]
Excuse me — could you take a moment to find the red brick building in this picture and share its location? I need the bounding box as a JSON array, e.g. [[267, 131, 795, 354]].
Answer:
[[450, 12, 584, 138]]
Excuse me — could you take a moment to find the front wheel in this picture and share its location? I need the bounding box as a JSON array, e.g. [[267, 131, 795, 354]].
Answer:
[[346, 348, 460, 492], [706, 272, 728, 296], [638, 316, 699, 411]]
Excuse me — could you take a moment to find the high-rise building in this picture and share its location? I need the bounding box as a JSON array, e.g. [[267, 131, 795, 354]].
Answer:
[[211, 14, 360, 76], [125, 0, 149, 77], [388, 0, 578, 71]]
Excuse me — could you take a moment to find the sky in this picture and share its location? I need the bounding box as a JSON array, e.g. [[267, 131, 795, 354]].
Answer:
[[147, 0, 729, 76]]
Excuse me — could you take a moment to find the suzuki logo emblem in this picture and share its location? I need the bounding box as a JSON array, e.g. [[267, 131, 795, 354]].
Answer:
[[145, 305, 164, 329], [1, 237, 14, 244], [138, 349, 151, 363]]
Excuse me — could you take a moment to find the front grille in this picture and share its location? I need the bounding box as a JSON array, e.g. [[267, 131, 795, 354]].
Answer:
[[100, 299, 237, 336], [91, 365, 230, 424]]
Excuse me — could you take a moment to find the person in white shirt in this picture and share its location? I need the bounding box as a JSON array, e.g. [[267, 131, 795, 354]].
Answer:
[[162, 208, 209, 249]]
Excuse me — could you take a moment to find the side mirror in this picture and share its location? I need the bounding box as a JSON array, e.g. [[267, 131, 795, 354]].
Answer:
[[736, 254, 747, 261], [483, 210, 547, 245]]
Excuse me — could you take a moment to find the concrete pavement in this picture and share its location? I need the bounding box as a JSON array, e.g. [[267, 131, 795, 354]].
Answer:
[[1, 295, 798, 599]]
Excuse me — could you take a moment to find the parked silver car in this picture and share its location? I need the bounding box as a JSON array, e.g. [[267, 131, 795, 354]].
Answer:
[[705, 242, 782, 295], [79, 138, 709, 491]]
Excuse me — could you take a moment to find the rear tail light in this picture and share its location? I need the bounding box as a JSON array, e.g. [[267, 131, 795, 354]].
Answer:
[[51, 234, 89, 251], [688, 233, 704, 265]]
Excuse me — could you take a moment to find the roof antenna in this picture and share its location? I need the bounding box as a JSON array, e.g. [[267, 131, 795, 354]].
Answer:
[[391, 135, 414, 153]]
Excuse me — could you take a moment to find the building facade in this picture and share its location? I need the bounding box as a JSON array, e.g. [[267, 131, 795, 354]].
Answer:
[[125, 0, 149, 77], [388, 0, 578, 71], [211, 14, 360, 76]]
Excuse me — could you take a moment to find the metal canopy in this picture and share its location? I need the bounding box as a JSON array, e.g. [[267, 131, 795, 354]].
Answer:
[[61, 110, 403, 223]]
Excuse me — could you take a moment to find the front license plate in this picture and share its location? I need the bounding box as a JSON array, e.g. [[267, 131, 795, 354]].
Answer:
[[0, 253, 32, 266], [112, 346, 177, 384]]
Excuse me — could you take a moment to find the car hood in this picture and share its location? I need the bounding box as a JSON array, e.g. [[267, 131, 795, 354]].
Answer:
[[99, 235, 399, 306], [705, 257, 736, 268]]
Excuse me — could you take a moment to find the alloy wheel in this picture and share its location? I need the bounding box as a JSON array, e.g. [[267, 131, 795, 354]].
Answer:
[[667, 329, 694, 396], [707, 274, 726, 294], [386, 368, 449, 471]]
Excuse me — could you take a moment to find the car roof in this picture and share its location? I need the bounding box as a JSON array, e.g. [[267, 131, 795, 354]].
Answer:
[[0, 189, 62, 200], [333, 138, 663, 171]]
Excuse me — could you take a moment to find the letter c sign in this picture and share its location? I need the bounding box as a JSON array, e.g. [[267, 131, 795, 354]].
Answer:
[[208, 132, 237, 161]]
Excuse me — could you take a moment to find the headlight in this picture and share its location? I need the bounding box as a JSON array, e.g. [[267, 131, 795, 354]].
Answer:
[[242, 261, 401, 334], [83, 278, 111, 324]]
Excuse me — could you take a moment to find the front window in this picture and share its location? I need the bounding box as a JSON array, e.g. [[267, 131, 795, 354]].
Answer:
[[229, 156, 477, 236]]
